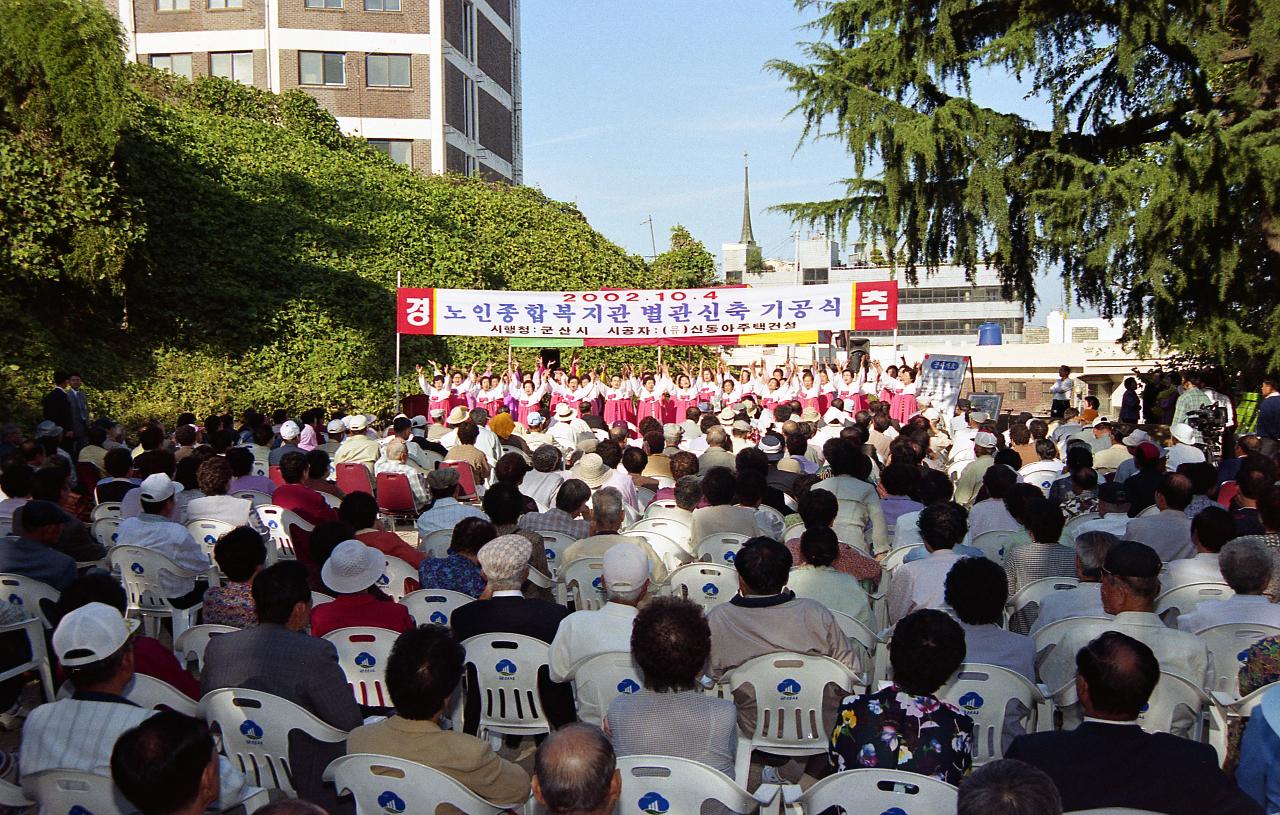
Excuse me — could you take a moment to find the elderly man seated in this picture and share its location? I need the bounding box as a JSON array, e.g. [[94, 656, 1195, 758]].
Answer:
[[1177, 538, 1280, 633], [373, 438, 429, 510], [561, 488, 670, 583], [1030, 531, 1116, 635], [1123, 472, 1196, 561]]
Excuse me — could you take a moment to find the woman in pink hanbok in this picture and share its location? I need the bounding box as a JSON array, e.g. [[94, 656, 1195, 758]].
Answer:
[[599, 370, 636, 427], [890, 366, 919, 424], [416, 362, 454, 418]]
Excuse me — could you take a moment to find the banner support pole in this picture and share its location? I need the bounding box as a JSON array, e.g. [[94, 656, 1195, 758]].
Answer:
[[394, 271, 402, 415]]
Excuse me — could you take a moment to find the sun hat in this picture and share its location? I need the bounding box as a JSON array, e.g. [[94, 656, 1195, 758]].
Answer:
[[571, 453, 612, 489], [426, 468, 460, 490], [758, 434, 784, 460], [430, 408, 445, 419], [1170, 423, 1199, 445], [974, 431, 998, 449], [717, 407, 736, 422], [1122, 429, 1151, 447], [321, 539, 386, 595], [969, 411, 990, 424], [445, 406, 469, 425], [410, 415, 428, 429], [777, 457, 802, 473], [35, 421, 62, 438], [555, 403, 576, 420], [800, 407, 821, 422], [527, 411, 544, 426]]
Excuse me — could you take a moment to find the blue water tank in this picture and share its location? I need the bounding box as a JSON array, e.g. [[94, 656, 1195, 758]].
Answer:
[[977, 322, 1003, 346]]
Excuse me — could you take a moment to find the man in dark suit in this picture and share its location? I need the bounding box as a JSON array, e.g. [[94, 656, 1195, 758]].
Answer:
[[450, 534, 576, 733], [1006, 631, 1261, 815], [202, 560, 361, 808], [40, 370, 74, 451]]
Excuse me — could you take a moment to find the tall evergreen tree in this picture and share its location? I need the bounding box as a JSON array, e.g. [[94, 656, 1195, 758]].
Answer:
[[769, 0, 1280, 372]]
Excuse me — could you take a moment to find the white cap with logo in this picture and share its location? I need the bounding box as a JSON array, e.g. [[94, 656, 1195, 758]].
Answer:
[[53, 602, 137, 666]]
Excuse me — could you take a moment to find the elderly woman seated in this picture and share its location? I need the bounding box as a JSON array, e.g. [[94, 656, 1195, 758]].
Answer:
[[787, 527, 873, 629]]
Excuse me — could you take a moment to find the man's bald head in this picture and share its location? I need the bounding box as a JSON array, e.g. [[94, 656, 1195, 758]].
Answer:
[[1075, 631, 1159, 720], [533, 723, 619, 815]]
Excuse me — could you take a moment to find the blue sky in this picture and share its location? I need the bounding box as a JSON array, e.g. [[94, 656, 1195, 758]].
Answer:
[[519, 1, 1072, 316]]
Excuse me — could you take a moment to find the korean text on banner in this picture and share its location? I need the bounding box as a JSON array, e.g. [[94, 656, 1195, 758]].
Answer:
[[394, 283, 898, 340], [917, 354, 970, 418]]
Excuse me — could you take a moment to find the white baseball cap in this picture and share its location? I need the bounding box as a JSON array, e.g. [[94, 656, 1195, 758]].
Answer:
[[1123, 429, 1151, 447], [138, 473, 179, 502], [345, 414, 369, 432], [969, 411, 990, 424], [53, 602, 137, 667], [602, 543, 650, 593], [974, 431, 998, 449], [279, 420, 301, 439], [326, 419, 346, 434]]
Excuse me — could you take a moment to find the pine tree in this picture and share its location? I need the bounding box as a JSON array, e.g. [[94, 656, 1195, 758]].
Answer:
[[768, 0, 1280, 373]]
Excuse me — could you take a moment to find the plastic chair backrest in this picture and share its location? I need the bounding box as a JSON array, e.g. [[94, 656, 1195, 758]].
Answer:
[[880, 544, 924, 573], [1139, 670, 1209, 739], [1007, 576, 1080, 634], [644, 499, 679, 512], [460, 633, 553, 738], [421, 528, 455, 559], [336, 463, 374, 496], [91, 516, 122, 549], [125, 673, 198, 715], [375, 472, 416, 514], [561, 557, 607, 611], [971, 529, 1021, 563], [108, 545, 200, 616], [441, 460, 479, 501], [539, 531, 578, 578], [255, 505, 313, 559], [727, 652, 858, 775], [1061, 512, 1100, 544], [232, 490, 273, 508], [626, 529, 687, 572], [629, 517, 691, 546], [573, 651, 644, 728], [799, 768, 957, 815], [401, 588, 474, 627], [312, 591, 335, 607], [828, 610, 876, 679], [320, 491, 343, 510], [696, 533, 748, 566], [377, 555, 417, 601], [635, 486, 656, 509], [91, 501, 123, 522], [1031, 615, 1111, 675], [1155, 581, 1235, 624], [24, 770, 137, 815], [0, 617, 54, 701], [664, 562, 738, 609], [615, 755, 761, 815], [0, 573, 60, 629], [186, 518, 237, 560], [937, 663, 1045, 763], [268, 465, 285, 487], [1019, 461, 1063, 495], [1230, 679, 1280, 719], [0, 777, 32, 808], [174, 624, 237, 671], [199, 687, 347, 795], [1197, 622, 1280, 696], [324, 627, 398, 708], [324, 754, 506, 815]]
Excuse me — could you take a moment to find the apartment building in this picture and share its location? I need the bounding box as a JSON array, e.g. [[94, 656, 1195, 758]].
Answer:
[[108, 0, 522, 181]]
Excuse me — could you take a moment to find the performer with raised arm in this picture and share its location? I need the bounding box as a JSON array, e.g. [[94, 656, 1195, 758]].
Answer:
[[696, 362, 720, 409], [890, 364, 920, 423], [599, 365, 636, 427], [794, 364, 823, 413], [631, 364, 669, 428], [878, 362, 902, 404], [476, 367, 507, 418], [668, 365, 700, 424], [416, 361, 454, 418], [508, 361, 547, 428]]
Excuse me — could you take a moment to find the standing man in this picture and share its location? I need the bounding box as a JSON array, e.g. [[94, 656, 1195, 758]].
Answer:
[[67, 373, 90, 446], [1258, 377, 1280, 441], [1050, 366, 1075, 419], [41, 370, 75, 452]]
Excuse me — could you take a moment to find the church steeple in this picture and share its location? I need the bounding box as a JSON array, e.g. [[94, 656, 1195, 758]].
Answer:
[[740, 152, 756, 245]]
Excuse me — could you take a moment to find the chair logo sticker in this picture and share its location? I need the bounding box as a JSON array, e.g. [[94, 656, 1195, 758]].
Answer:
[[701, 582, 720, 598], [376, 573, 390, 586], [639, 792, 670, 814], [722, 550, 736, 563], [203, 534, 217, 544], [616, 678, 641, 694], [377, 790, 407, 814], [7, 594, 20, 606], [958, 691, 984, 713], [545, 548, 556, 561], [355, 652, 377, 671], [130, 562, 145, 575], [429, 611, 448, 625], [777, 678, 802, 699], [496, 659, 518, 679], [239, 720, 264, 743], [68, 807, 94, 815], [880, 808, 908, 815]]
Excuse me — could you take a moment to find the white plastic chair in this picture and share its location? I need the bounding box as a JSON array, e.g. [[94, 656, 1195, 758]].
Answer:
[[312, 590, 335, 607], [174, 623, 237, 671], [460, 633, 554, 740], [697, 533, 748, 566], [828, 609, 877, 684], [124, 673, 199, 715], [232, 490, 273, 509], [1140, 670, 1227, 759], [186, 518, 237, 561], [664, 561, 739, 610], [782, 768, 957, 815], [644, 498, 679, 513], [0, 572, 60, 629], [1061, 512, 1100, 544], [561, 557, 607, 611], [0, 778, 32, 808], [1155, 581, 1235, 626], [616, 755, 772, 815], [1032, 615, 1111, 676], [1006, 576, 1080, 634], [1224, 679, 1280, 720], [937, 663, 1051, 763], [200, 687, 348, 796], [324, 754, 508, 815], [626, 529, 690, 572], [401, 588, 474, 627], [0, 616, 54, 701], [972, 529, 1022, 563], [91, 501, 123, 522], [1198, 622, 1280, 697], [324, 627, 399, 708], [629, 517, 691, 549], [320, 491, 343, 510], [255, 505, 313, 560], [108, 545, 205, 641], [1019, 461, 1063, 495], [377, 555, 417, 601], [23, 770, 137, 815], [635, 486, 656, 509], [572, 651, 643, 728], [880, 544, 924, 573], [420, 528, 455, 559], [91, 516, 122, 549], [727, 652, 859, 781], [538, 530, 578, 578]]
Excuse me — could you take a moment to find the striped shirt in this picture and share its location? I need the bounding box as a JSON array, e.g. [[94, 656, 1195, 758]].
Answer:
[[1002, 541, 1078, 597]]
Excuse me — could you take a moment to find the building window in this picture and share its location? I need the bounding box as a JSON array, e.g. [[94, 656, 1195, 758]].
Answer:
[[370, 140, 413, 165], [305, 0, 343, 8], [149, 54, 192, 80], [364, 0, 400, 9], [208, 0, 243, 8], [801, 268, 829, 285], [979, 381, 998, 394], [461, 1, 477, 60], [366, 54, 411, 88], [210, 52, 253, 84], [299, 52, 345, 86], [1009, 382, 1027, 401], [156, 0, 190, 9], [462, 75, 478, 138]]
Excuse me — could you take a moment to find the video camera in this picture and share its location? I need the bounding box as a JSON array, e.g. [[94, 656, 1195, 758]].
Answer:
[[1185, 404, 1227, 433]]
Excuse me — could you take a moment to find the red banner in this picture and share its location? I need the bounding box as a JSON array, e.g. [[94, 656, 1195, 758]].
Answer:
[[851, 280, 898, 331], [397, 287, 435, 334]]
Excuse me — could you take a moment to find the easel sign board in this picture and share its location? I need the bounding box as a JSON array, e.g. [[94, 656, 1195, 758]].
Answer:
[[917, 354, 970, 418], [968, 393, 1004, 418]]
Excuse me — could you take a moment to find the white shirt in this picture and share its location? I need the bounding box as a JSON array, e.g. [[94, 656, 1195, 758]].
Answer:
[[605, 468, 639, 511], [1029, 582, 1109, 636], [959, 622, 1036, 681], [183, 494, 252, 527], [1040, 610, 1209, 698], [1073, 513, 1132, 539], [1166, 442, 1207, 471], [1177, 594, 1280, 634], [1164, 552, 1222, 589], [548, 602, 638, 724], [886, 548, 963, 624], [968, 499, 1021, 540], [522, 470, 566, 511], [114, 513, 211, 596]]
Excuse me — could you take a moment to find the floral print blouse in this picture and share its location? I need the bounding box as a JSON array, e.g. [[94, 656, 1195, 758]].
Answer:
[[829, 683, 973, 785]]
